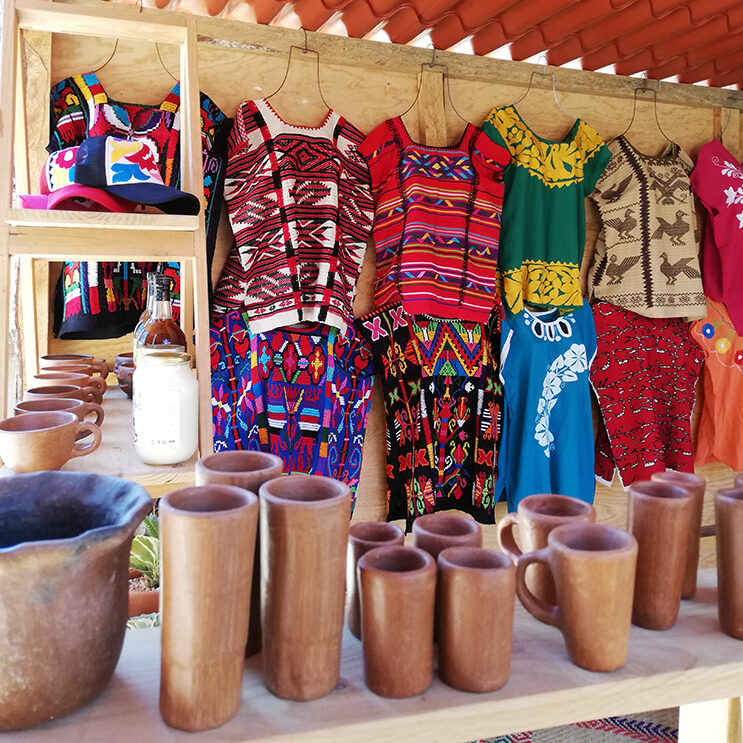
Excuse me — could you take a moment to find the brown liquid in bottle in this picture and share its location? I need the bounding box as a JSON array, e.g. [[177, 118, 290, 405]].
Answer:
[[138, 274, 186, 352]]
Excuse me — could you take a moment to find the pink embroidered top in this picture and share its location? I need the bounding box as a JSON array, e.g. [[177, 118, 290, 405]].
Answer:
[[212, 98, 373, 335], [690, 139, 743, 335]]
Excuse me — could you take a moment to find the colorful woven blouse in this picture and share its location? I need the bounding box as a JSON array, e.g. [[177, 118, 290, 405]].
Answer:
[[589, 136, 705, 320], [482, 106, 610, 315], [358, 118, 510, 322], [212, 98, 373, 335], [690, 140, 743, 334], [48, 72, 228, 339]]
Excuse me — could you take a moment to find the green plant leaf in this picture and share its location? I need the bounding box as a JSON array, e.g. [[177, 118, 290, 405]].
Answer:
[[129, 535, 160, 589], [143, 512, 159, 539]]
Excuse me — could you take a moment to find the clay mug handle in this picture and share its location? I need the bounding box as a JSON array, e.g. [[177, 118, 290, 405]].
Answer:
[[71, 422, 102, 457], [90, 360, 109, 378], [516, 548, 559, 627], [497, 512, 522, 560], [80, 388, 97, 403], [80, 401, 105, 427], [84, 375, 106, 395]]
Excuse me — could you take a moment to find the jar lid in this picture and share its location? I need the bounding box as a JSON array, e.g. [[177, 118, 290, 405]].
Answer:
[[140, 351, 191, 365]]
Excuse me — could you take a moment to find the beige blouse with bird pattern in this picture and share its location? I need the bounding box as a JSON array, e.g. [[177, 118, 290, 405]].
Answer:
[[589, 136, 705, 320]]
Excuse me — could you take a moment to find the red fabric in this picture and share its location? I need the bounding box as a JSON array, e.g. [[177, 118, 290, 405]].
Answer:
[[590, 300, 703, 487], [690, 140, 743, 335]]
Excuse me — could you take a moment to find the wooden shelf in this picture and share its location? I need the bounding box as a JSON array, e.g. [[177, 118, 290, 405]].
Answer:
[[6, 209, 199, 231], [1, 386, 196, 498], [6, 569, 743, 742]]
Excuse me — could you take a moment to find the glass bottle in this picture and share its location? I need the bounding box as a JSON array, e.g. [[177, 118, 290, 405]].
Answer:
[[132, 271, 157, 360], [134, 273, 187, 364]]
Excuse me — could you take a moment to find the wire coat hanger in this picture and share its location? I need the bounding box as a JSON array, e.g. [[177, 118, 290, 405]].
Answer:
[[619, 78, 674, 145], [511, 56, 575, 119], [266, 28, 331, 111]]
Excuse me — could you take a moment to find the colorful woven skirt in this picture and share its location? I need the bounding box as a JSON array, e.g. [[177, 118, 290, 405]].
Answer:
[[357, 304, 503, 531], [210, 311, 374, 508], [590, 300, 703, 487]]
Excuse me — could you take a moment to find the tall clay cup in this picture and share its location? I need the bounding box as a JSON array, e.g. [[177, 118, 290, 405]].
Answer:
[[0, 411, 101, 472], [260, 475, 351, 701], [159, 485, 258, 732], [628, 480, 692, 630], [715, 488, 743, 640], [516, 523, 638, 672], [412, 512, 482, 560], [651, 470, 706, 599], [734, 474, 743, 488], [195, 450, 284, 656], [358, 545, 436, 698], [497, 494, 596, 606], [346, 522, 405, 639], [437, 547, 515, 692]]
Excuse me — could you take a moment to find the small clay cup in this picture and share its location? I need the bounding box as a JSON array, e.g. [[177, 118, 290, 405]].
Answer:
[[412, 512, 482, 560], [24, 384, 98, 404], [39, 353, 108, 377], [497, 494, 596, 606], [651, 471, 706, 599], [32, 372, 104, 403], [346, 521, 405, 639], [160, 485, 259, 732], [516, 523, 638, 672], [437, 547, 515, 692], [113, 352, 134, 376], [715, 488, 743, 640], [195, 450, 284, 656], [358, 545, 436, 698], [49, 364, 108, 391], [734, 473, 743, 489], [0, 411, 102, 472], [628, 480, 692, 630], [14, 398, 105, 428], [260, 474, 351, 701], [116, 362, 135, 399]]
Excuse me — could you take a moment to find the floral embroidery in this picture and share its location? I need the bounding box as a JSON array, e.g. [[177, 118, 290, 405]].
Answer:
[[713, 156, 743, 229], [716, 337, 731, 353], [702, 323, 715, 338], [503, 260, 583, 314], [534, 343, 588, 457], [735, 350, 743, 366], [485, 106, 605, 189], [523, 309, 575, 341]]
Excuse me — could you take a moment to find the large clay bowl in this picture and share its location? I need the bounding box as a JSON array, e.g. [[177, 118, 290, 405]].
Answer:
[[0, 472, 150, 731]]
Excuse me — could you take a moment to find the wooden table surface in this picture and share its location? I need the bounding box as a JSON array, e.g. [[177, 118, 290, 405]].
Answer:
[[5, 569, 742, 743]]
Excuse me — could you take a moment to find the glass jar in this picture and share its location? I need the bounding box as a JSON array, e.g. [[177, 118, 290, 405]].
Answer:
[[133, 351, 198, 465]]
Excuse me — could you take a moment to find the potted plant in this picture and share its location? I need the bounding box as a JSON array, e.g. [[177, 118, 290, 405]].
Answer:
[[128, 512, 160, 618]]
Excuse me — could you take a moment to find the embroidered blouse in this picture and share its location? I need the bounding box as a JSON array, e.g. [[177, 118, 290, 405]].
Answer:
[[48, 71, 229, 339], [589, 136, 705, 320], [212, 98, 373, 335], [482, 106, 610, 315], [358, 117, 510, 322], [690, 140, 743, 334]]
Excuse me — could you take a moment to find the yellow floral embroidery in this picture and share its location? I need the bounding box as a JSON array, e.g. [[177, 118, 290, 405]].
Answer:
[[486, 106, 605, 189], [503, 260, 583, 314]]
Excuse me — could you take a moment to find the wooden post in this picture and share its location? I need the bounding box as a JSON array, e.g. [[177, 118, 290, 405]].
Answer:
[[679, 698, 743, 743], [417, 67, 446, 147]]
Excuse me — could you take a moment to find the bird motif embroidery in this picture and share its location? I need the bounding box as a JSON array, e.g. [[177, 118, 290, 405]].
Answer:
[[651, 210, 690, 246], [605, 254, 641, 284], [604, 208, 637, 240], [600, 174, 632, 203], [648, 169, 688, 205], [659, 251, 700, 285]]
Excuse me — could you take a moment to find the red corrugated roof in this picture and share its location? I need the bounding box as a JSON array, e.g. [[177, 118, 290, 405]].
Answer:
[[115, 0, 743, 88]]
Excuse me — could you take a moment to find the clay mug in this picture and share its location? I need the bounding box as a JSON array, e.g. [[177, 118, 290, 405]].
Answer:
[[412, 512, 482, 560], [24, 384, 98, 404], [651, 470, 706, 599], [39, 353, 108, 377], [734, 473, 743, 488], [516, 523, 638, 672], [0, 411, 102, 472], [113, 352, 134, 376], [715, 488, 743, 640], [628, 480, 692, 630], [49, 364, 108, 392], [497, 494, 596, 606], [14, 398, 105, 428], [116, 362, 135, 399], [195, 450, 284, 656], [160, 485, 258, 732], [357, 545, 436, 698], [437, 547, 515, 692], [346, 521, 405, 639], [31, 372, 104, 403], [260, 474, 351, 701]]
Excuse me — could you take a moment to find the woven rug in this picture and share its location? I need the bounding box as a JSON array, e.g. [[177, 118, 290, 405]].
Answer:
[[479, 708, 678, 742]]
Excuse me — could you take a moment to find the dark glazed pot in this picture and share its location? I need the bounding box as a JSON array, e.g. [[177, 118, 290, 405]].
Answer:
[[0, 472, 151, 731]]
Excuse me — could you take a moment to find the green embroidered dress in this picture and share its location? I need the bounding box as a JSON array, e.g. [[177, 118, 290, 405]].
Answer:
[[482, 106, 611, 314]]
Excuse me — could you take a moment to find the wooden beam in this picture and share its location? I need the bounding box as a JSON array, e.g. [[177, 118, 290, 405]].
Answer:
[[417, 67, 446, 147]]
